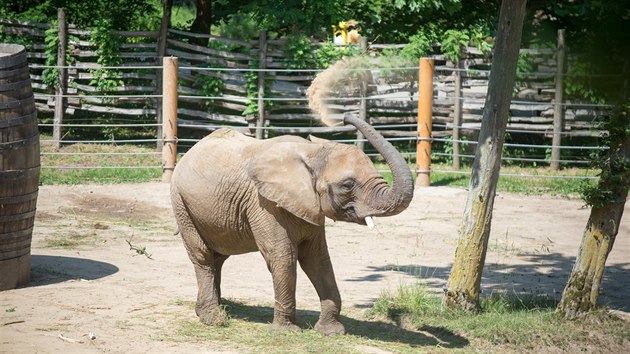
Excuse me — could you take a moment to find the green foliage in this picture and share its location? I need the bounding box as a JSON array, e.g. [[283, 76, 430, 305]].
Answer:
[[214, 12, 261, 40], [516, 51, 535, 77], [441, 29, 469, 62], [580, 103, 630, 207], [243, 58, 274, 118], [42, 24, 60, 88], [284, 33, 317, 69], [194, 73, 225, 108], [399, 27, 438, 59], [0, 0, 160, 30], [316, 41, 362, 68], [88, 19, 123, 94]]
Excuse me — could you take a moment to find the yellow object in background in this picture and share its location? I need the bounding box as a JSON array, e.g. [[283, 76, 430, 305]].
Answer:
[[332, 20, 360, 46]]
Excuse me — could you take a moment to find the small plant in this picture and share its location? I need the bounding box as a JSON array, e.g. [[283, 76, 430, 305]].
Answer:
[[126, 239, 153, 259], [6, 307, 16, 313], [284, 33, 317, 69], [369, 282, 433, 319]]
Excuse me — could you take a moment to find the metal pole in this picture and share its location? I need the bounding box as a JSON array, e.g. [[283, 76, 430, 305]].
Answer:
[[162, 56, 178, 183], [417, 58, 434, 187]]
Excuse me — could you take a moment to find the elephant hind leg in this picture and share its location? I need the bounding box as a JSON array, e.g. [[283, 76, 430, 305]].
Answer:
[[172, 191, 228, 326]]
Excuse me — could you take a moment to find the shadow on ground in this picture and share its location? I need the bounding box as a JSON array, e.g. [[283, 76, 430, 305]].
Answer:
[[223, 300, 470, 349], [28, 254, 119, 286], [348, 252, 630, 312]]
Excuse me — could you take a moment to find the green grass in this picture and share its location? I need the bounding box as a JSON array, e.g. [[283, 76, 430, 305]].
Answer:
[[379, 163, 597, 198], [166, 299, 469, 353], [367, 282, 630, 352], [40, 135, 161, 184], [161, 286, 629, 353], [39, 135, 597, 195]]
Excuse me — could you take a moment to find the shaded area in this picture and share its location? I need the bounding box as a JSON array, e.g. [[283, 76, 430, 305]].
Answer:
[[28, 254, 119, 286], [222, 299, 470, 349], [348, 252, 630, 311]]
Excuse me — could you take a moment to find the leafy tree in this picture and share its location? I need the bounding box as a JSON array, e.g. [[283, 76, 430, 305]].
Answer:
[[0, 0, 160, 30], [527, 0, 630, 319]]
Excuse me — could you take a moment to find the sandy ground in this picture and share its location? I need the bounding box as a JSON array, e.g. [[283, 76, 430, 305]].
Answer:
[[1, 183, 629, 353]]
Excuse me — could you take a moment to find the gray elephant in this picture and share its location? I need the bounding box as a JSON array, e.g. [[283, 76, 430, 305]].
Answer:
[[170, 115, 414, 335]]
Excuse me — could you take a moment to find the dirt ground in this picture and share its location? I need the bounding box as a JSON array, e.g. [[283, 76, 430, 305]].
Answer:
[[1, 183, 629, 353]]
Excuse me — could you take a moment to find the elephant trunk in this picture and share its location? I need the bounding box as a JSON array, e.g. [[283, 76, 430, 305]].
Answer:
[[344, 114, 414, 216]]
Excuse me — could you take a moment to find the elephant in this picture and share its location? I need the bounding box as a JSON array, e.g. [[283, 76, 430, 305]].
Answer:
[[170, 114, 414, 335]]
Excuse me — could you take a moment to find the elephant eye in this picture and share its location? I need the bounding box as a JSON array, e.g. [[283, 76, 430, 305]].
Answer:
[[340, 179, 356, 191]]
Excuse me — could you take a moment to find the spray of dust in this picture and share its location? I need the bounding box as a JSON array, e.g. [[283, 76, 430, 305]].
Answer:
[[307, 57, 365, 127]]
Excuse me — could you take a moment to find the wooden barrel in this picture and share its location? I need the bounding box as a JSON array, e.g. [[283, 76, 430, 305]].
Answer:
[[0, 43, 40, 290]]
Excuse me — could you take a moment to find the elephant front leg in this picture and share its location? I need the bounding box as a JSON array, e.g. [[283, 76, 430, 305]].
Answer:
[[298, 237, 345, 335], [259, 240, 301, 332]]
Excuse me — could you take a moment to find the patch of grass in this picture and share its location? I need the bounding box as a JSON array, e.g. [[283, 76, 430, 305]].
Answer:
[[166, 299, 470, 353], [430, 164, 597, 198], [378, 163, 596, 198], [39, 134, 161, 184], [44, 231, 95, 249], [368, 283, 630, 352]]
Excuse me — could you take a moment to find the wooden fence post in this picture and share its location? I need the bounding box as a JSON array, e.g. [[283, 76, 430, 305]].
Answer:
[[452, 53, 464, 169], [162, 56, 178, 183], [53, 8, 67, 150], [155, 0, 172, 150], [417, 58, 434, 187], [255, 30, 267, 139], [356, 37, 369, 151], [551, 29, 566, 170]]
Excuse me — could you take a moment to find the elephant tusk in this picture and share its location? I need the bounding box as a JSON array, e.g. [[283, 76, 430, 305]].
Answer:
[[365, 216, 375, 230]]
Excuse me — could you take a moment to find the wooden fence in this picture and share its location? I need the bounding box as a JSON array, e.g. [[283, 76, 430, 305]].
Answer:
[[1, 16, 608, 154]]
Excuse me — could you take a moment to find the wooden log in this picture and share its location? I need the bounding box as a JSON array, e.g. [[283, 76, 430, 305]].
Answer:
[[167, 39, 251, 60], [167, 28, 252, 48], [177, 108, 247, 124], [0, 26, 45, 37], [73, 82, 155, 93], [0, 18, 51, 29], [78, 104, 156, 115], [117, 30, 160, 38], [166, 48, 248, 68]]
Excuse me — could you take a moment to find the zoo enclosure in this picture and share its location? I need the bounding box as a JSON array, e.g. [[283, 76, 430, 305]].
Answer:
[[0, 15, 611, 177]]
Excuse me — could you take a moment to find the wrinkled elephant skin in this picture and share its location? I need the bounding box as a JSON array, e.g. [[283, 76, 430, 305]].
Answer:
[[171, 125, 413, 335]]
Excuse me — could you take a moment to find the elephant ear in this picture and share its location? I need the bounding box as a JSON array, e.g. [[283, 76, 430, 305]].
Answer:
[[247, 143, 324, 226]]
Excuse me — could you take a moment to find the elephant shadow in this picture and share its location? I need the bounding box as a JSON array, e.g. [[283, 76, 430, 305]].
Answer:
[[222, 300, 470, 349]]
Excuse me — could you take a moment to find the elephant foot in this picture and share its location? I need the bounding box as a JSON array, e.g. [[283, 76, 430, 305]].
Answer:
[[197, 305, 230, 327], [314, 319, 345, 336], [271, 319, 301, 332]]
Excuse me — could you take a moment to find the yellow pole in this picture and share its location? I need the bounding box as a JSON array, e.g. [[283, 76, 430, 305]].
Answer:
[[416, 58, 434, 187], [162, 56, 178, 183]]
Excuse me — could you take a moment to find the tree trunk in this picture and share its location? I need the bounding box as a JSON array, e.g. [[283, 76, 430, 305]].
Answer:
[[190, 0, 212, 47], [557, 115, 629, 318], [556, 202, 627, 318], [443, 0, 527, 312]]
